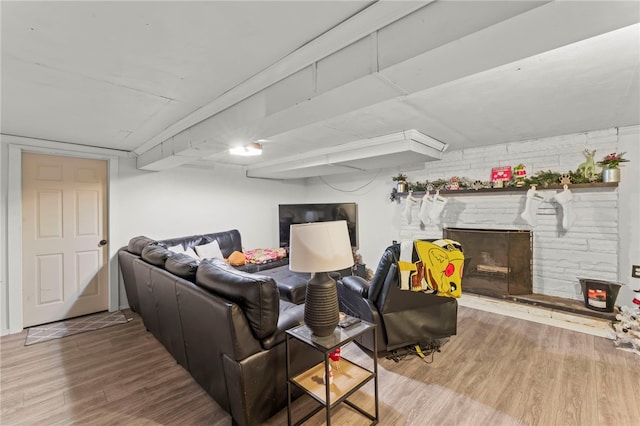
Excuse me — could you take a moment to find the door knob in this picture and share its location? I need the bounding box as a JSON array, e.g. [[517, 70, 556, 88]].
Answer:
[[99, 239, 108, 246]]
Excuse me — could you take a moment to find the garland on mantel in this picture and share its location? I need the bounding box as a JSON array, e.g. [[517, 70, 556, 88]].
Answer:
[[390, 169, 603, 202]]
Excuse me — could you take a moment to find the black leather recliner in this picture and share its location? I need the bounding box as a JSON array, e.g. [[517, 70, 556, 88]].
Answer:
[[337, 243, 459, 353]]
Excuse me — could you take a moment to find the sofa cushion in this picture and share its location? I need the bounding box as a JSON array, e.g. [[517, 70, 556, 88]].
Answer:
[[165, 253, 200, 282], [184, 247, 199, 260], [167, 244, 186, 254], [258, 265, 309, 305], [141, 244, 173, 267], [195, 240, 224, 260], [260, 300, 305, 349], [128, 236, 157, 255], [202, 229, 243, 258], [196, 259, 279, 340]]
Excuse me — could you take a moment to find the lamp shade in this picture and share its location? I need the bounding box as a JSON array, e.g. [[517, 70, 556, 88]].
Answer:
[[289, 220, 354, 336], [289, 220, 354, 273]]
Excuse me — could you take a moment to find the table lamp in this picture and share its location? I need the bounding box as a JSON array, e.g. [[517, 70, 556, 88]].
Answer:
[[289, 220, 354, 336]]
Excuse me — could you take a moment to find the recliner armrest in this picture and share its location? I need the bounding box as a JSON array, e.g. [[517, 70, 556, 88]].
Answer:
[[339, 275, 370, 298], [336, 277, 386, 352]]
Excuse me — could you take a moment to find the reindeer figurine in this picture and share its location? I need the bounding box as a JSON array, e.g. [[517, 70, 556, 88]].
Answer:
[[577, 149, 597, 179]]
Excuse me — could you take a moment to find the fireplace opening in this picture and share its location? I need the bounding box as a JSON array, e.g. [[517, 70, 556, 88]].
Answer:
[[444, 228, 532, 297]]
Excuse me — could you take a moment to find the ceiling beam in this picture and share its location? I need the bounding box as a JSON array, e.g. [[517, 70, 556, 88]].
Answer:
[[135, 0, 432, 156], [138, 0, 639, 172], [246, 130, 447, 179]]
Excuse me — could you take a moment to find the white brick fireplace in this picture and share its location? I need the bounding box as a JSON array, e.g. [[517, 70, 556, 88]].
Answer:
[[399, 129, 620, 302]]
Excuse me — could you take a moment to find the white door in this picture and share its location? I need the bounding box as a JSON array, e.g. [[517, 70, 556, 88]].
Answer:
[[22, 152, 108, 327]]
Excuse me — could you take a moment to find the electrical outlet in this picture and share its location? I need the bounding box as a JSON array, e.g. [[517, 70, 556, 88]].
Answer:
[[633, 265, 640, 278]]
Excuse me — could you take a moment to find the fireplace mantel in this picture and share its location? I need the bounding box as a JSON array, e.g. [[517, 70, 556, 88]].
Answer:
[[393, 182, 617, 202]]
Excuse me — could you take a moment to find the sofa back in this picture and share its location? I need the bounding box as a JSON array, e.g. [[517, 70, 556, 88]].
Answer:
[[159, 229, 243, 258], [148, 267, 189, 366], [165, 253, 200, 282], [128, 235, 157, 255], [118, 248, 141, 313], [141, 244, 173, 266], [131, 234, 283, 343], [195, 259, 280, 341], [176, 278, 262, 416]]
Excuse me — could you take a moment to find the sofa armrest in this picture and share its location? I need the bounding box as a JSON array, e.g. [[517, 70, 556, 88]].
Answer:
[[339, 275, 371, 298]]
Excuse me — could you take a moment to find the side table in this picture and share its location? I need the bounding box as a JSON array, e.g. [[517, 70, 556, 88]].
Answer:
[[285, 318, 378, 425]]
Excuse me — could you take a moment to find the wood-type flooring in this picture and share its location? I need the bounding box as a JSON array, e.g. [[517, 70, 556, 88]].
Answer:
[[1, 307, 638, 425]]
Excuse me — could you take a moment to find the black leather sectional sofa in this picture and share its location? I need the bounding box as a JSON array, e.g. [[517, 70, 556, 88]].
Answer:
[[117, 230, 321, 425]]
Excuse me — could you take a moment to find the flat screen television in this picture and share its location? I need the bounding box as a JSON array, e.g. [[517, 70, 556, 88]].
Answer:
[[278, 203, 358, 248]]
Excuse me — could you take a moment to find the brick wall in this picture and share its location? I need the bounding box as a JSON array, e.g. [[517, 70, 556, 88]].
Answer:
[[399, 129, 620, 300]]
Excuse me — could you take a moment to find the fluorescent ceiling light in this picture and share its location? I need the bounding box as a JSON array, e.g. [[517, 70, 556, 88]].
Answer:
[[229, 142, 263, 156]]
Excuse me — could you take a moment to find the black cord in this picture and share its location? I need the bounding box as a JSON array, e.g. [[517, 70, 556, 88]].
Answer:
[[385, 339, 448, 363]]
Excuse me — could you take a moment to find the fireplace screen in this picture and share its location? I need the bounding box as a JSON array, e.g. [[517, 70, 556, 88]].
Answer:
[[444, 228, 532, 297]]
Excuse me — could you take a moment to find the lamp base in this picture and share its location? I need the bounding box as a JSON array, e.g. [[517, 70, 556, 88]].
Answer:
[[304, 272, 340, 337]]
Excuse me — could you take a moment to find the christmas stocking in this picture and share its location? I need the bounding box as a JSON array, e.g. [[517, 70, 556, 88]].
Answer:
[[418, 193, 433, 225], [554, 187, 576, 230], [428, 193, 447, 226], [403, 193, 417, 224], [521, 186, 545, 227]]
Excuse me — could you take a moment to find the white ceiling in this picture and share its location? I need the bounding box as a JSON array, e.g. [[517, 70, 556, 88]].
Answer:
[[2, 1, 639, 177]]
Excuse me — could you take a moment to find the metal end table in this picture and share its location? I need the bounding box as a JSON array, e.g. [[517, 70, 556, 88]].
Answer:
[[286, 318, 378, 425]]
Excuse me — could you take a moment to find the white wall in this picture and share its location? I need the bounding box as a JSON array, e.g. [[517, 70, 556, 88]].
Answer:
[[111, 158, 307, 250], [304, 170, 401, 270], [110, 158, 308, 307]]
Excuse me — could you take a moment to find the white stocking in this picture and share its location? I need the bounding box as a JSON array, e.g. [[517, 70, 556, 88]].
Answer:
[[404, 193, 417, 224], [553, 187, 575, 230], [418, 193, 433, 225], [428, 193, 447, 226], [521, 186, 545, 227]]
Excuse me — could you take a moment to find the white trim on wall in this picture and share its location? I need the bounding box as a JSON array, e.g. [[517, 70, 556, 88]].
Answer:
[[107, 158, 119, 312], [6, 146, 22, 334]]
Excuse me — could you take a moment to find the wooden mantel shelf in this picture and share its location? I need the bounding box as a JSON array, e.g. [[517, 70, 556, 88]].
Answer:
[[394, 182, 618, 199]]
